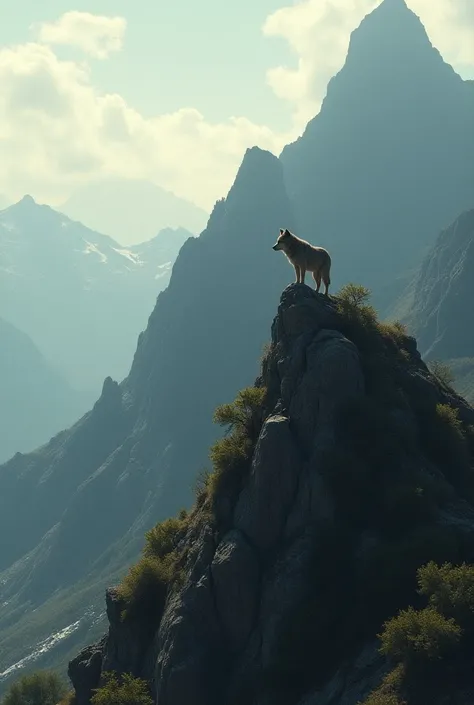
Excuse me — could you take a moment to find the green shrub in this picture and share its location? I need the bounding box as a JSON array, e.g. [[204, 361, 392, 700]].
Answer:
[[436, 403, 463, 435], [337, 282, 374, 310], [423, 403, 473, 495], [118, 509, 190, 624], [91, 673, 153, 705], [117, 556, 174, 624], [360, 692, 403, 705], [379, 606, 461, 668], [213, 386, 266, 439], [144, 516, 186, 560], [58, 692, 77, 705], [205, 386, 266, 525], [336, 283, 378, 331], [359, 665, 405, 705], [418, 562, 474, 632], [428, 360, 455, 388], [358, 524, 463, 633], [1, 670, 67, 705]]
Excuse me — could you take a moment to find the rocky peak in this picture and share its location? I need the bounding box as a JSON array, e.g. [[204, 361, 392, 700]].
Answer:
[[19, 194, 36, 206], [280, 0, 473, 311], [70, 284, 474, 705]]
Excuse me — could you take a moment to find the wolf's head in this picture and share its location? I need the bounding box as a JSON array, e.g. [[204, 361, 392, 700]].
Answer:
[[272, 228, 292, 251]]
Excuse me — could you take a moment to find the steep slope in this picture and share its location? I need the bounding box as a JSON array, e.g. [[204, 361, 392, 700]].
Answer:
[[395, 209, 474, 404], [280, 0, 474, 312], [128, 227, 190, 284], [403, 209, 474, 361], [0, 196, 193, 395], [0, 147, 295, 684], [70, 284, 474, 705], [0, 318, 84, 463], [60, 178, 208, 244]]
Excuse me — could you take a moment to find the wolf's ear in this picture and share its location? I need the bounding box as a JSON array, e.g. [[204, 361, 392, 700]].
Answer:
[[279, 228, 284, 235]]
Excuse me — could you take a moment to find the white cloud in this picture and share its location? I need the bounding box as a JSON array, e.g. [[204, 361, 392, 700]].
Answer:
[[263, 0, 474, 128], [0, 41, 292, 211], [36, 11, 126, 59], [2, 3, 472, 214]]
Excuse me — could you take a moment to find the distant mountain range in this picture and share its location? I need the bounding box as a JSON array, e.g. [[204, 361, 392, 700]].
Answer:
[[60, 178, 209, 244], [0, 195, 193, 397], [0, 317, 85, 463], [0, 0, 473, 686]]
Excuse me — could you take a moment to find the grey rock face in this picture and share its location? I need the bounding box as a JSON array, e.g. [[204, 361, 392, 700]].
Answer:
[[69, 282, 474, 705]]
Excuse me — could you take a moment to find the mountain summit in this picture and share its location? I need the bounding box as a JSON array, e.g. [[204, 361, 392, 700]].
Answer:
[[281, 0, 474, 311]]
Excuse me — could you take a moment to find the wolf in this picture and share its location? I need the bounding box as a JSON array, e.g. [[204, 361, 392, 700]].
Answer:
[[272, 228, 332, 295]]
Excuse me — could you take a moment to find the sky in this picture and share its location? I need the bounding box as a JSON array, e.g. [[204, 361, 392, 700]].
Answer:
[[0, 0, 473, 212]]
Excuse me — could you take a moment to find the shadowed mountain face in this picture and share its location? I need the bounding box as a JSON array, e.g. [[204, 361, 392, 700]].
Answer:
[[0, 196, 192, 396], [60, 178, 209, 245], [280, 0, 474, 311], [397, 209, 474, 403], [0, 147, 295, 683], [406, 209, 474, 361], [70, 285, 474, 705], [0, 318, 84, 463]]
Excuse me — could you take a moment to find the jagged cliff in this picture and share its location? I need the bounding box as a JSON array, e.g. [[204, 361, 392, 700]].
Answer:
[[70, 284, 474, 705]]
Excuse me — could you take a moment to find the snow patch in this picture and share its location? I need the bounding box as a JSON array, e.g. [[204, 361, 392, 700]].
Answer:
[[155, 261, 172, 280], [82, 241, 108, 264], [112, 247, 143, 265]]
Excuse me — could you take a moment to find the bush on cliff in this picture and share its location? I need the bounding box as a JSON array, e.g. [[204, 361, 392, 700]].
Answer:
[[117, 512, 188, 624], [91, 673, 152, 705], [206, 385, 266, 524], [362, 562, 474, 704], [1, 671, 67, 705]]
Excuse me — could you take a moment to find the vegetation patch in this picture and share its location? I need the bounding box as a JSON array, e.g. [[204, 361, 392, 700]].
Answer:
[[117, 511, 188, 625], [205, 385, 266, 527], [91, 673, 153, 705], [361, 562, 474, 705], [428, 360, 455, 389], [1, 670, 67, 705]]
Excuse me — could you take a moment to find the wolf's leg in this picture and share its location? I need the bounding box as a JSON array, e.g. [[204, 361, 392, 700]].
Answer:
[[300, 268, 306, 284], [294, 265, 300, 283], [313, 270, 321, 292], [322, 271, 330, 295]]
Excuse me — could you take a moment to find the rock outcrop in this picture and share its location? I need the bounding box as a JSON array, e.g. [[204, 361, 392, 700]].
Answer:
[[70, 284, 474, 705]]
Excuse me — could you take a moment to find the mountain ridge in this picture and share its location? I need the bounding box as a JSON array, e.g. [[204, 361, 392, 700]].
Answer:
[[280, 0, 474, 311], [0, 196, 193, 395], [60, 177, 209, 245]]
